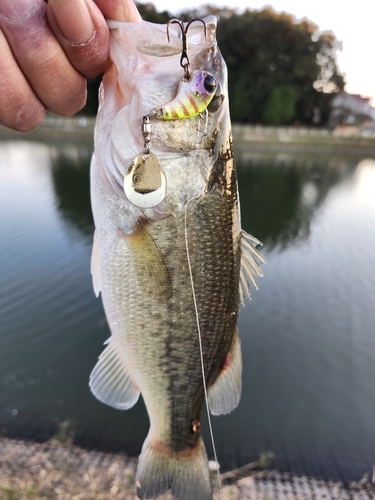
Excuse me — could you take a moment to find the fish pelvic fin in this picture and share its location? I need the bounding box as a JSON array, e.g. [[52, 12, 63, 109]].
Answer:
[[89, 337, 140, 410], [136, 434, 211, 500], [124, 225, 172, 300], [91, 230, 101, 297], [239, 230, 266, 305], [208, 330, 242, 415]]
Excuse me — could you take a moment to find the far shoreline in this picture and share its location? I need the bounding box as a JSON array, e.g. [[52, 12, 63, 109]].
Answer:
[[1, 117, 375, 156]]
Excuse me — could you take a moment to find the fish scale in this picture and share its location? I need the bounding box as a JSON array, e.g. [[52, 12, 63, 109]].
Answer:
[[96, 183, 239, 443]]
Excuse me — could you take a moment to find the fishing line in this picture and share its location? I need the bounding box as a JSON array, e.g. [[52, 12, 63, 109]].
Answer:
[[184, 114, 223, 495]]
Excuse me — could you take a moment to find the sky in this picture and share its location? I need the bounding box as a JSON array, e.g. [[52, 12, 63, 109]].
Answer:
[[150, 0, 375, 104]]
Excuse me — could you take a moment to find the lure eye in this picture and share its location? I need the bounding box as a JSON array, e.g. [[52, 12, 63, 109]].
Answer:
[[203, 75, 217, 94]]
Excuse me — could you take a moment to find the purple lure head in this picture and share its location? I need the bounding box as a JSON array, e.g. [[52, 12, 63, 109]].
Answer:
[[190, 71, 217, 98]]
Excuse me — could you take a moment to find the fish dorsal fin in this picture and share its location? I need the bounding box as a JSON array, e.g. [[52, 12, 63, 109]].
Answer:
[[208, 331, 242, 415], [124, 226, 171, 299], [91, 230, 101, 298], [239, 230, 266, 306], [89, 337, 140, 410]]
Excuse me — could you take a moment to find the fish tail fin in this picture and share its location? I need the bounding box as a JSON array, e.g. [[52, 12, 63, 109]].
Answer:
[[135, 434, 212, 500]]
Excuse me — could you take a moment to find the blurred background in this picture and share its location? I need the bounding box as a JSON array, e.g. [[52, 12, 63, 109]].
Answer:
[[1, 0, 375, 485]]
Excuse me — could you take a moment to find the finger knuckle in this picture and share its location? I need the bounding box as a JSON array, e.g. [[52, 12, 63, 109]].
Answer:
[[50, 80, 87, 117], [0, 96, 46, 132]]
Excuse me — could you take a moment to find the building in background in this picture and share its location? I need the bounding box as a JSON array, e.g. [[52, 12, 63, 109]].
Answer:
[[330, 91, 375, 130]]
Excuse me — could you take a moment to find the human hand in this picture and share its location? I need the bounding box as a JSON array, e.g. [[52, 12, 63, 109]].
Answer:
[[0, 0, 141, 132]]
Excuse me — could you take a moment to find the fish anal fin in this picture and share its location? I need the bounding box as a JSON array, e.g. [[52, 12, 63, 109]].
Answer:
[[124, 225, 171, 299], [208, 331, 242, 415], [239, 230, 266, 305], [89, 337, 140, 410], [91, 230, 101, 297]]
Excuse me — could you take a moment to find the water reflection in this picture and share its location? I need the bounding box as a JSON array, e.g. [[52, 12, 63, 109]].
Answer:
[[1, 138, 375, 481], [46, 141, 366, 255], [351, 158, 375, 205], [50, 141, 94, 238], [2, 139, 363, 254], [236, 150, 359, 250]]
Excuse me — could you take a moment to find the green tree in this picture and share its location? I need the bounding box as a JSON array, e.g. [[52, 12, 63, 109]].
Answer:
[[216, 7, 345, 124], [229, 70, 252, 121], [83, 3, 345, 125], [179, 5, 237, 21], [263, 85, 298, 124], [136, 2, 171, 23]]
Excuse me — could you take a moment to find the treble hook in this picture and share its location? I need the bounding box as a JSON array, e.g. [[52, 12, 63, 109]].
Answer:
[[167, 18, 207, 80]]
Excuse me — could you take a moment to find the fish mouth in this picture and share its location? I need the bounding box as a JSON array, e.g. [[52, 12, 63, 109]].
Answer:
[[136, 16, 218, 58]]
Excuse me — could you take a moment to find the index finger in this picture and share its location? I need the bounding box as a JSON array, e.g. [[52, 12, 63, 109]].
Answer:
[[0, 0, 86, 118], [93, 0, 142, 22]]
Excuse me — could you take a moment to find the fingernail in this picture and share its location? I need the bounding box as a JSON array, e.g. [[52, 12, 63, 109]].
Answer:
[[0, 0, 38, 23], [49, 0, 94, 45]]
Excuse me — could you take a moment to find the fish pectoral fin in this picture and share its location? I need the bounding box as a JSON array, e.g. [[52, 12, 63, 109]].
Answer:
[[208, 331, 242, 415], [91, 230, 101, 298], [89, 337, 140, 410], [239, 230, 266, 305], [124, 226, 171, 299]]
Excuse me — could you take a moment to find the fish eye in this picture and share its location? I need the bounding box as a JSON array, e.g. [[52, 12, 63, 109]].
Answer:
[[207, 81, 225, 113], [203, 75, 217, 94]]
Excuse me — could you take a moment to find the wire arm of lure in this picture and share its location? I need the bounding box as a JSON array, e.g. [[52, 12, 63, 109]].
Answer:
[[199, 108, 209, 137], [142, 116, 151, 154], [167, 18, 207, 79]]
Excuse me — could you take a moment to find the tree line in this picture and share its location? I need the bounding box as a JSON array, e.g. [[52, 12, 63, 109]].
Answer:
[[83, 3, 345, 126]]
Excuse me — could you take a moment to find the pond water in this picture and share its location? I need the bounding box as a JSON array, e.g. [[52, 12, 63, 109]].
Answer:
[[1, 136, 375, 481]]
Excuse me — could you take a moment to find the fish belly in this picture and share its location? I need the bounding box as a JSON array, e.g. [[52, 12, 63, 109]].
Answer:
[[94, 181, 240, 451]]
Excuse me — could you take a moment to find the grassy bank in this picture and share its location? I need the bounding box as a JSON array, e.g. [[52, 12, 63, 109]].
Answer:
[[1, 118, 375, 155], [1, 437, 375, 500], [0, 437, 137, 500], [232, 124, 375, 155]]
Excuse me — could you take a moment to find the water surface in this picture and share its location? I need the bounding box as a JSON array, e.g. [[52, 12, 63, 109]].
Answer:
[[1, 137, 375, 480]]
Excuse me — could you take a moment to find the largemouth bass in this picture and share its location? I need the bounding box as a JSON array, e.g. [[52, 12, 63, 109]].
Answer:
[[90, 16, 264, 500]]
